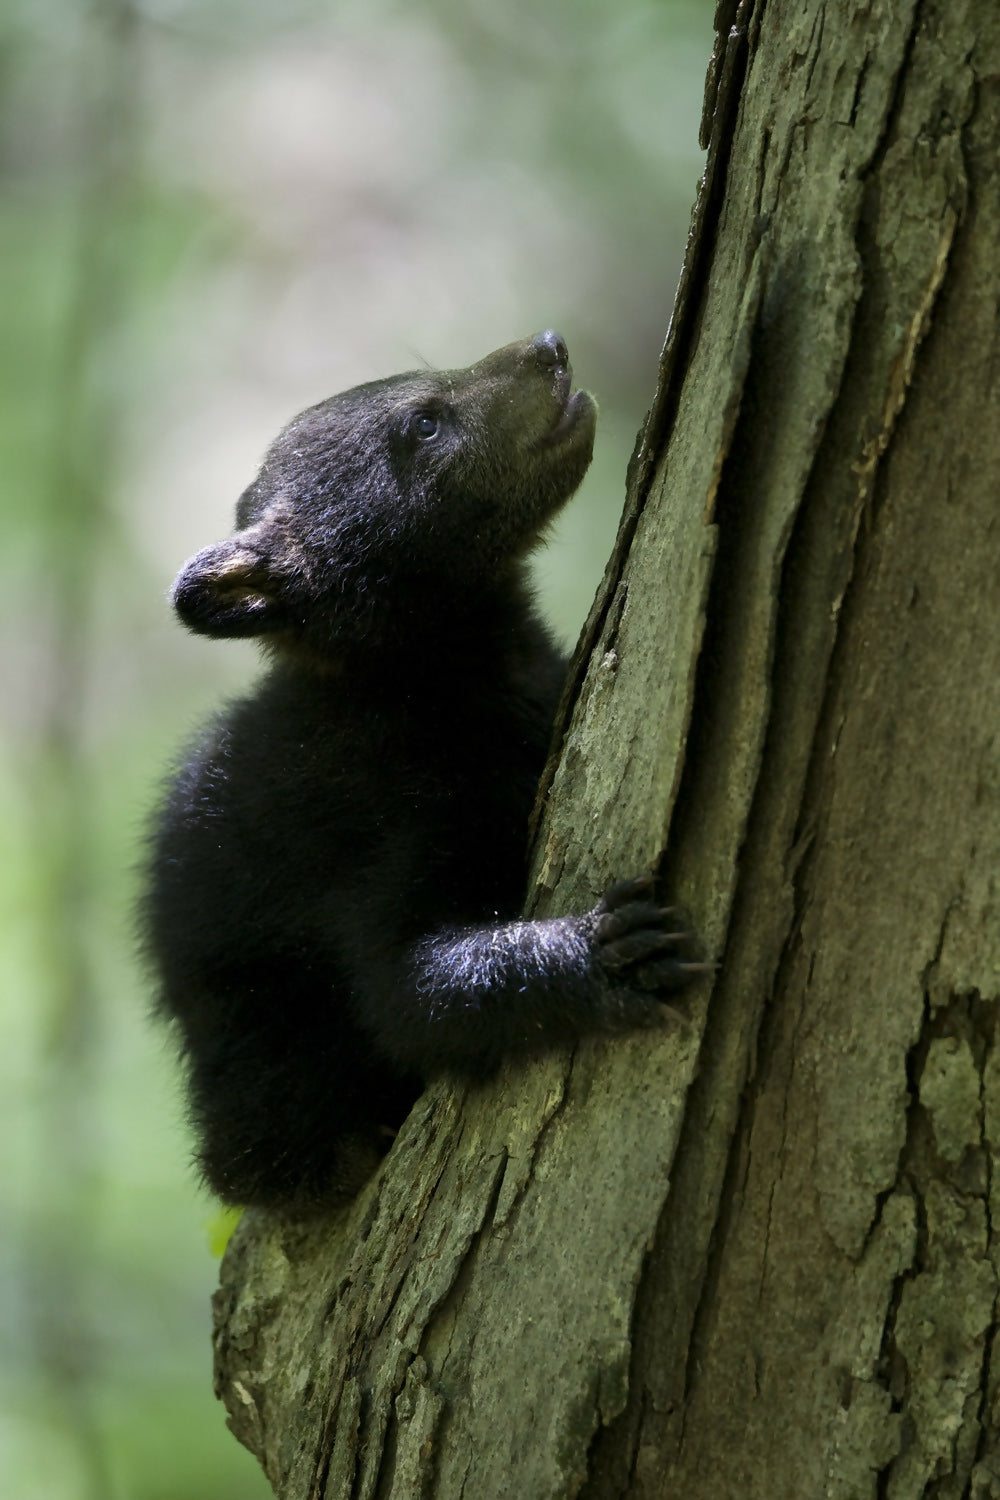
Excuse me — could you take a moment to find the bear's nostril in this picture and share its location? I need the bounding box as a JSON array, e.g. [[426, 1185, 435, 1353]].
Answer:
[[532, 329, 569, 371]]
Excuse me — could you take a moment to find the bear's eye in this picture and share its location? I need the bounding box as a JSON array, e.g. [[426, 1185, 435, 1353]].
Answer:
[[410, 411, 439, 441]]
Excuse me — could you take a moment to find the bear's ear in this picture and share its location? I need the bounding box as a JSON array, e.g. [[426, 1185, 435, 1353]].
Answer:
[[170, 537, 287, 639]]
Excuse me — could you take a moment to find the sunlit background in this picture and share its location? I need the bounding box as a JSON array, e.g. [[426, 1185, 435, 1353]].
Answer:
[[0, 1, 710, 1494]]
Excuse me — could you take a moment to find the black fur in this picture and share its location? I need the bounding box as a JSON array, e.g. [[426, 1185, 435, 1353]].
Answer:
[[142, 332, 702, 1212]]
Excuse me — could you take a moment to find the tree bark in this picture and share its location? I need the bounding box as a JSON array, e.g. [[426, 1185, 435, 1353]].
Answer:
[[212, 2, 1000, 1496]]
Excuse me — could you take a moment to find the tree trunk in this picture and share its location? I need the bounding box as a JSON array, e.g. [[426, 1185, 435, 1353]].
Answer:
[[212, 2, 1000, 1496]]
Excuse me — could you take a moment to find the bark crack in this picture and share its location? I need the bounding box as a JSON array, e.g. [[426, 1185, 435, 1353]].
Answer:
[[855, 205, 958, 520], [803, 3, 826, 100], [855, 0, 926, 181], [848, 51, 870, 129]]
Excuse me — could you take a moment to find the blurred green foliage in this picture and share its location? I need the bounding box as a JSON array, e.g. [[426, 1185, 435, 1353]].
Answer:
[[0, 0, 710, 1494]]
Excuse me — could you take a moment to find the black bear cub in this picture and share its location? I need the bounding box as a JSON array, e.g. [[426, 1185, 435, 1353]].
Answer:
[[143, 331, 701, 1212]]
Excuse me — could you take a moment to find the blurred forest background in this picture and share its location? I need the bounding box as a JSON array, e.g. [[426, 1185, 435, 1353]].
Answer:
[[0, 0, 711, 1494]]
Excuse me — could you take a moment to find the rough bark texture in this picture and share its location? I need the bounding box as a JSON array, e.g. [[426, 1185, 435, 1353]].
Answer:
[[212, 2, 1000, 1496]]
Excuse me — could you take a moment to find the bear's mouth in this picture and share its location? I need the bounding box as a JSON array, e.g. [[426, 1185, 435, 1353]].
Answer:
[[541, 387, 596, 447]]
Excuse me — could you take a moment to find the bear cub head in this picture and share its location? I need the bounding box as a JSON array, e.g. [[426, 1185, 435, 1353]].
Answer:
[[171, 330, 597, 656]]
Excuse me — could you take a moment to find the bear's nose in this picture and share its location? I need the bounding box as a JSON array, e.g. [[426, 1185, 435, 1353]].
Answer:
[[531, 329, 569, 371]]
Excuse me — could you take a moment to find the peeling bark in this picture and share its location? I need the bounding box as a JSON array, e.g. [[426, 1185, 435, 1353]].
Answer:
[[213, 3, 1000, 1496]]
